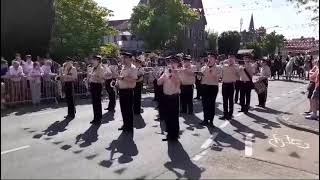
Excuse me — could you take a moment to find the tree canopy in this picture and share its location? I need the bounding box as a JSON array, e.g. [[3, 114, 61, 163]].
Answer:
[[130, 0, 199, 50], [99, 43, 120, 58], [217, 31, 241, 55], [206, 30, 218, 53], [261, 31, 285, 56], [52, 0, 116, 61], [246, 42, 263, 59]]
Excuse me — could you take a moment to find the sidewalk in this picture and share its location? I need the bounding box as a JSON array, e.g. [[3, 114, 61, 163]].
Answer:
[[277, 100, 319, 134]]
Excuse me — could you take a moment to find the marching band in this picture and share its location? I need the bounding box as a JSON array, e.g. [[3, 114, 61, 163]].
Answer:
[[53, 52, 273, 142]]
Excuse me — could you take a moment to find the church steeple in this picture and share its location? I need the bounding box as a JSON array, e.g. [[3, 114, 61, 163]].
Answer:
[[249, 13, 255, 32]]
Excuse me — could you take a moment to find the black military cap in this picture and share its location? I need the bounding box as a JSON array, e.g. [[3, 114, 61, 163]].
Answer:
[[120, 52, 133, 58], [66, 56, 74, 61], [183, 55, 191, 61], [92, 55, 102, 60]]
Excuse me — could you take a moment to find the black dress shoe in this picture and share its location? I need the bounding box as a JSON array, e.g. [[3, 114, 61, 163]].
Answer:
[[208, 122, 215, 128], [199, 121, 208, 125], [90, 119, 101, 124], [162, 138, 168, 141], [118, 126, 125, 131], [64, 115, 75, 119], [219, 116, 227, 120], [238, 109, 245, 112]]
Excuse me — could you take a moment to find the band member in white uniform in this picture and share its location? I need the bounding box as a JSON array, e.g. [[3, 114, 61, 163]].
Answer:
[[257, 59, 271, 108], [133, 57, 144, 115], [61, 59, 77, 119], [220, 55, 240, 120], [88, 55, 105, 124], [239, 56, 254, 113], [199, 54, 221, 127], [104, 58, 118, 112], [157, 56, 181, 141], [179, 55, 195, 114], [118, 52, 138, 132]]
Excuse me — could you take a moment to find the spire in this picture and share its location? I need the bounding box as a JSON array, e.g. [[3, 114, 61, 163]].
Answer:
[[249, 13, 255, 32]]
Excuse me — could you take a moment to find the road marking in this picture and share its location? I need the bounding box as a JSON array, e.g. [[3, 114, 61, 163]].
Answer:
[[234, 112, 243, 117], [273, 97, 280, 100], [200, 121, 229, 150], [1, 145, 30, 155], [192, 150, 208, 161], [245, 133, 254, 157], [26, 110, 59, 117]]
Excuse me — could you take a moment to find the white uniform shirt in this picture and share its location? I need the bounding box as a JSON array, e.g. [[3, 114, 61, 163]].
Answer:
[[179, 65, 196, 85], [260, 65, 271, 79], [29, 68, 43, 84], [158, 70, 181, 95], [200, 65, 222, 85], [221, 64, 240, 83], [136, 67, 144, 82], [9, 66, 24, 82], [239, 64, 253, 82], [62, 67, 77, 82], [88, 64, 105, 84], [23, 61, 34, 75], [118, 64, 138, 89]]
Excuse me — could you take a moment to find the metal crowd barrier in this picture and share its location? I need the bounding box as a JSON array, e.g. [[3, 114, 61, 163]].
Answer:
[[2, 73, 89, 106], [1, 72, 156, 106]]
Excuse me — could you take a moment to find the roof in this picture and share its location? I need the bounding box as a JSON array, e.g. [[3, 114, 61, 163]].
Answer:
[[237, 49, 254, 55], [108, 19, 130, 31]]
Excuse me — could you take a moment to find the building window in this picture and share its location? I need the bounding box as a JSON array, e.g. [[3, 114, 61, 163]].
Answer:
[[121, 35, 128, 41]]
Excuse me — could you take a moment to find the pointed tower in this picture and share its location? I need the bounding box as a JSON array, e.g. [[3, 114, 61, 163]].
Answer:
[[249, 14, 255, 32]]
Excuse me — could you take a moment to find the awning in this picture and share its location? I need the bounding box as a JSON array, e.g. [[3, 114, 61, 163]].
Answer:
[[237, 49, 254, 55]]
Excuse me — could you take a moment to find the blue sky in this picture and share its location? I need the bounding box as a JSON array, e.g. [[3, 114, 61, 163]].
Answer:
[[94, 0, 319, 39]]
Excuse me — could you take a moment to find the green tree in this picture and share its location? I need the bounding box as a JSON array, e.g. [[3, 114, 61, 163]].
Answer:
[[246, 42, 263, 59], [52, 0, 116, 61], [206, 30, 218, 53], [99, 43, 119, 58], [217, 31, 241, 55], [130, 0, 199, 50], [261, 31, 285, 56]]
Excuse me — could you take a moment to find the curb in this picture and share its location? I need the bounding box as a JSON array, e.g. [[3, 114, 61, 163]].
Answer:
[[276, 115, 319, 135]]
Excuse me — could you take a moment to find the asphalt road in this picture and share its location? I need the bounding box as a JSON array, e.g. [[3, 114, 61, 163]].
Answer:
[[1, 79, 319, 179]]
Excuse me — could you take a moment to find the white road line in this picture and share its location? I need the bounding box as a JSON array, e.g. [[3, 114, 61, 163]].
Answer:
[[245, 133, 254, 157], [192, 150, 208, 161], [273, 97, 280, 100], [200, 121, 229, 149], [219, 120, 230, 128], [1, 145, 30, 155], [234, 113, 243, 117], [26, 110, 58, 117]]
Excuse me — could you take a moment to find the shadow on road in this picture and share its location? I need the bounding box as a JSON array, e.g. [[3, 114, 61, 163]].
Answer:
[[102, 111, 115, 124], [75, 124, 101, 148], [1, 99, 91, 117], [246, 112, 281, 129], [253, 107, 292, 115], [141, 96, 157, 108], [164, 141, 205, 179], [40, 118, 74, 137], [230, 119, 268, 140], [101, 131, 138, 167], [134, 114, 146, 129], [181, 114, 205, 131], [210, 128, 245, 151]]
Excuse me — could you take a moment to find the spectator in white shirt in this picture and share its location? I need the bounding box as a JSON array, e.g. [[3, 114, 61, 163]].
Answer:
[[23, 55, 34, 75], [41, 60, 56, 99], [8, 61, 25, 102], [29, 62, 43, 105]]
